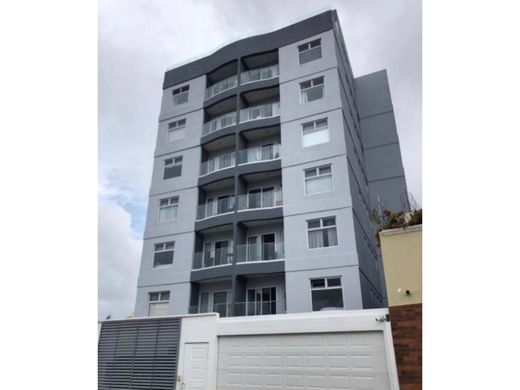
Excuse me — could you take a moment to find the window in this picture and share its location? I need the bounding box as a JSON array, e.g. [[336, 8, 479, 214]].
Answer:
[[300, 76, 324, 103], [298, 38, 322, 64], [172, 85, 189, 105], [158, 196, 179, 221], [148, 291, 170, 316], [305, 165, 333, 195], [302, 118, 329, 147], [163, 156, 182, 179], [168, 118, 186, 142], [307, 216, 338, 249], [310, 277, 343, 311], [153, 241, 174, 267]]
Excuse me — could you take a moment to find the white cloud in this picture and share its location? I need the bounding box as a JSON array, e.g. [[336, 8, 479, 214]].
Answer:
[[98, 198, 141, 320]]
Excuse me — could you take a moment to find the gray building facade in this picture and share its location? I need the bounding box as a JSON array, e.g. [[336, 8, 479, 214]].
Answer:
[[134, 10, 408, 318]]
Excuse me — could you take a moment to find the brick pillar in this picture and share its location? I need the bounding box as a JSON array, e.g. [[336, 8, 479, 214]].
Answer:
[[389, 303, 422, 390]]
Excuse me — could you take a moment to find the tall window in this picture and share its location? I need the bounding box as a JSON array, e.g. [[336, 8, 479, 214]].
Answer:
[[302, 118, 329, 147], [148, 291, 170, 316], [305, 165, 333, 195], [307, 216, 338, 249], [163, 156, 182, 179], [298, 38, 322, 64], [300, 76, 324, 103], [168, 118, 186, 142], [172, 85, 189, 105], [158, 196, 179, 221], [310, 277, 343, 311], [153, 241, 174, 267]]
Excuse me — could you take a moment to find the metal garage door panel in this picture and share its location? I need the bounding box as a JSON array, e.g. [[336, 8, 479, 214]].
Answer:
[[217, 332, 390, 390]]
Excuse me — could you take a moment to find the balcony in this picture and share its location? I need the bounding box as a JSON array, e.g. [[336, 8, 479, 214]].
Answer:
[[239, 101, 280, 123], [205, 74, 238, 100], [236, 242, 285, 263], [192, 247, 233, 269], [196, 196, 235, 220], [238, 143, 280, 165], [237, 189, 283, 210], [188, 301, 286, 317], [202, 111, 237, 136], [200, 151, 236, 176], [241, 64, 279, 85], [235, 300, 286, 316], [189, 303, 231, 317]]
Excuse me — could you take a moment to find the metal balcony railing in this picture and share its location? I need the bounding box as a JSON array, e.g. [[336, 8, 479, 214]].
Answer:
[[192, 248, 233, 269], [240, 64, 279, 85], [235, 300, 287, 316], [237, 143, 280, 165], [188, 301, 286, 317], [236, 242, 285, 263], [205, 75, 238, 100], [196, 197, 235, 220], [202, 111, 237, 136], [200, 151, 235, 176], [237, 190, 283, 210], [239, 101, 280, 123], [188, 303, 231, 318]]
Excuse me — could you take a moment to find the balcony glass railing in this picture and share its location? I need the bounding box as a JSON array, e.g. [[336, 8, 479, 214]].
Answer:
[[240, 64, 279, 85], [200, 152, 235, 176], [196, 197, 235, 220], [202, 111, 237, 136], [189, 303, 231, 318], [235, 300, 286, 316], [238, 143, 281, 165], [205, 75, 238, 100], [236, 242, 285, 263], [239, 101, 280, 123], [188, 301, 286, 317], [192, 248, 233, 269], [237, 190, 283, 210]]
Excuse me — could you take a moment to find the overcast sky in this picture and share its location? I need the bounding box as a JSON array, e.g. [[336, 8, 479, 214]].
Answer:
[[98, 0, 421, 320]]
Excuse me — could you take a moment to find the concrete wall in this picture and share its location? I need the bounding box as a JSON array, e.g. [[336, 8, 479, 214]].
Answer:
[[379, 225, 422, 306]]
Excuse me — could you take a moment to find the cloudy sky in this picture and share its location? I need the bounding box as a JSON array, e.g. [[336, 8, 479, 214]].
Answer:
[[98, 0, 421, 320]]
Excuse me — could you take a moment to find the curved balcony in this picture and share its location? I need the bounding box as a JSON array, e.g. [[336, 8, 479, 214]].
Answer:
[[202, 111, 237, 136], [237, 189, 283, 211], [236, 242, 285, 263], [205, 75, 238, 100], [196, 197, 235, 221], [240, 64, 279, 85], [238, 143, 280, 165], [239, 101, 280, 124], [193, 248, 233, 270], [200, 151, 236, 176]]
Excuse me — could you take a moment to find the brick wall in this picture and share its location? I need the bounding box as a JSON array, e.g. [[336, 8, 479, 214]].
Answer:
[[389, 303, 422, 390]]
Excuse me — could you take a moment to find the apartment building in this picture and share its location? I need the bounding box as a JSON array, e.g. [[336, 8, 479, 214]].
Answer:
[[134, 10, 408, 318]]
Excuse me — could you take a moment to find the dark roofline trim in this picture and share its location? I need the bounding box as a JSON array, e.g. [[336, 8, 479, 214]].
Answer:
[[163, 10, 336, 90]]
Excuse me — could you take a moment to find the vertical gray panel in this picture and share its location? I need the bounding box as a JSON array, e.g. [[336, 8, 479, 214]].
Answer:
[[98, 317, 181, 390]]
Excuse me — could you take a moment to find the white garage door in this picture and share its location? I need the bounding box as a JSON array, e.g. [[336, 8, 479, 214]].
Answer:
[[217, 332, 390, 390]]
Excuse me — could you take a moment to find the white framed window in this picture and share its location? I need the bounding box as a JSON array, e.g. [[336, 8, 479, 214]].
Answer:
[[307, 216, 338, 249], [163, 156, 183, 179], [300, 76, 324, 103], [153, 241, 175, 267], [304, 165, 333, 195], [168, 118, 186, 142], [302, 118, 329, 147], [148, 291, 170, 316], [298, 38, 322, 64], [158, 196, 179, 221], [172, 85, 189, 105], [310, 277, 343, 311]]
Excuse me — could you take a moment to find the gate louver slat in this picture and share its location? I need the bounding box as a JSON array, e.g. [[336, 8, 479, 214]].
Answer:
[[98, 317, 181, 390]]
